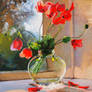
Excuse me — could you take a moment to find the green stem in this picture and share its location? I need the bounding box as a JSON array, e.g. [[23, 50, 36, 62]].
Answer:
[[34, 59, 43, 74], [55, 40, 62, 45], [27, 56, 37, 82], [27, 56, 44, 81], [55, 27, 88, 45], [54, 25, 64, 39], [32, 57, 43, 74], [71, 29, 87, 39], [39, 20, 43, 40], [55, 40, 63, 45], [45, 22, 51, 35], [46, 24, 54, 35]]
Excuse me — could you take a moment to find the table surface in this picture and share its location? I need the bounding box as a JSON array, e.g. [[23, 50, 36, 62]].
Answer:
[[0, 79, 92, 92]]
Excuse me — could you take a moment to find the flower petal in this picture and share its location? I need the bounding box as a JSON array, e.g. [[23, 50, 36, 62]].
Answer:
[[52, 12, 65, 25], [45, 2, 57, 18], [35, 0, 47, 13], [57, 3, 65, 12], [69, 2, 74, 12], [20, 48, 32, 59], [10, 38, 23, 51], [71, 39, 82, 49]]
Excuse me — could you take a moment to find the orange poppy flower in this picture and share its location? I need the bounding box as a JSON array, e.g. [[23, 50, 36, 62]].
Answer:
[[20, 48, 32, 59]]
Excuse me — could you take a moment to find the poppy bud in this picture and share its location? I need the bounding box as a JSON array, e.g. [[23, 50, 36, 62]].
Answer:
[[85, 24, 89, 29]]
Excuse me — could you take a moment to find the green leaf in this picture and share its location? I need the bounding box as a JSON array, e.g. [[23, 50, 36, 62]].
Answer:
[[39, 35, 55, 56], [28, 42, 41, 50], [62, 36, 71, 43]]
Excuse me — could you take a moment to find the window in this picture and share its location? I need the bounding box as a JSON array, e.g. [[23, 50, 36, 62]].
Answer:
[[0, 0, 42, 71]]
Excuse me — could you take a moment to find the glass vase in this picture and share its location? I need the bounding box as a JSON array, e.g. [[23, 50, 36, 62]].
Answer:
[[28, 54, 66, 85]]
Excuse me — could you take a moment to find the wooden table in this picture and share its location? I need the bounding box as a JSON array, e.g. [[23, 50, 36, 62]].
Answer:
[[0, 79, 92, 92]]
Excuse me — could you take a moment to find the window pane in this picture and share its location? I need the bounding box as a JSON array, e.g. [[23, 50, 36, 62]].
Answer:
[[0, 0, 42, 71]]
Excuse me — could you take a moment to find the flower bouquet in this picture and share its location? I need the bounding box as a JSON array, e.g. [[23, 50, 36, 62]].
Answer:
[[10, 0, 89, 85]]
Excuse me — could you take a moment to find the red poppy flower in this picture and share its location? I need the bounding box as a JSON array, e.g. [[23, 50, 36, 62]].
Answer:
[[52, 12, 65, 25], [52, 2, 74, 25], [28, 87, 42, 92], [35, 0, 47, 13], [71, 39, 82, 49], [62, 2, 74, 21], [57, 3, 65, 12], [19, 48, 32, 59], [45, 2, 58, 18], [52, 10, 72, 25], [62, 10, 72, 21], [10, 38, 23, 51]]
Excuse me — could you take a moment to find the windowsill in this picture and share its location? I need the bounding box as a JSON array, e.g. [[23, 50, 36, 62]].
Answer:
[[0, 79, 92, 92], [0, 71, 57, 81]]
